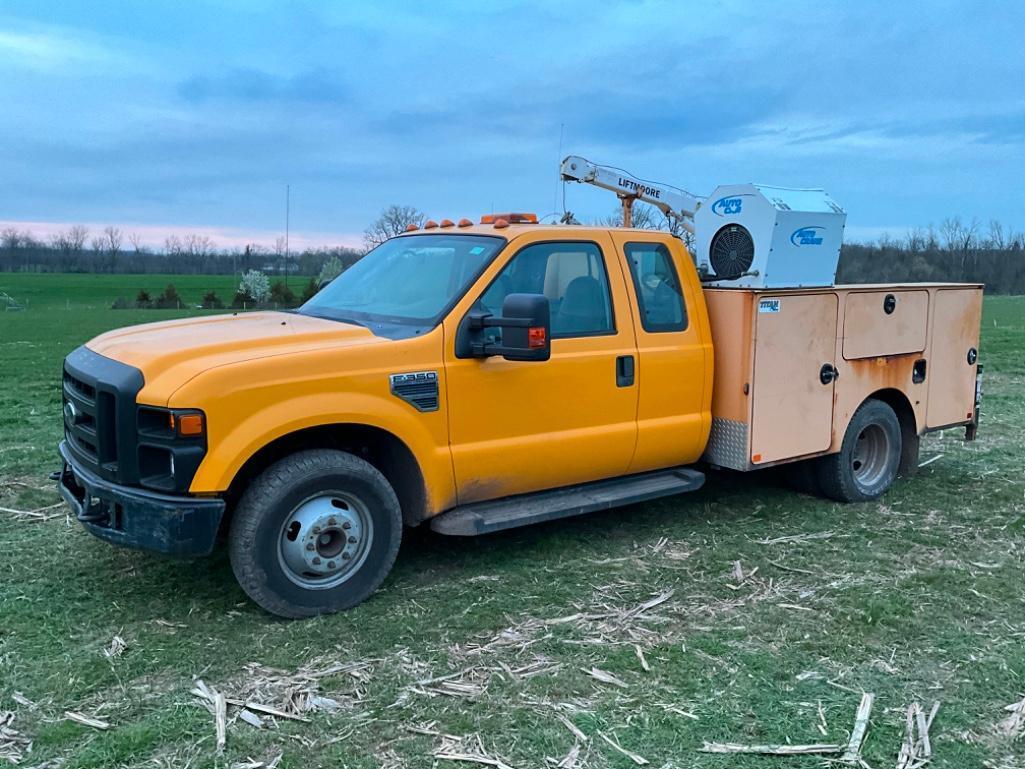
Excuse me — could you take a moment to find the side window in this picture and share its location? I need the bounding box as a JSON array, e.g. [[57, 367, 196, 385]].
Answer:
[[479, 242, 615, 338], [624, 242, 688, 332]]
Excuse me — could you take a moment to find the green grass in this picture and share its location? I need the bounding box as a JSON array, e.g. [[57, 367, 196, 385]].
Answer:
[[1, 275, 1023, 768]]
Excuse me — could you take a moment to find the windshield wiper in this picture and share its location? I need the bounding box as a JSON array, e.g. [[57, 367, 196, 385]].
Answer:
[[299, 309, 369, 328], [332, 315, 369, 328]]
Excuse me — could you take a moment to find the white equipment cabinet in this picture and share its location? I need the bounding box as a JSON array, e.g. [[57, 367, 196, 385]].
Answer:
[[693, 184, 846, 288]]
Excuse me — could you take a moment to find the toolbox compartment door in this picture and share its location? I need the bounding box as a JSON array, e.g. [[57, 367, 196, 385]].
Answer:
[[926, 288, 983, 428], [843, 290, 929, 360], [751, 293, 838, 464]]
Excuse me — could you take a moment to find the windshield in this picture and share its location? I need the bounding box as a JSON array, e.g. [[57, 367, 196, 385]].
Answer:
[[299, 234, 504, 327]]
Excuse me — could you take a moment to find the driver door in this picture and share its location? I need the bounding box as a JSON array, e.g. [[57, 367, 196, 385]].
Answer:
[[443, 233, 639, 505]]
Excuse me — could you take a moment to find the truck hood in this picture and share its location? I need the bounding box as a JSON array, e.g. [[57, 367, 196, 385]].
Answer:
[[86, 311, 382, 405]]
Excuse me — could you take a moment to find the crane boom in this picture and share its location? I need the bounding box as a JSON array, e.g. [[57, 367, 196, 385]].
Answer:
[[559, 155, 701, 234]]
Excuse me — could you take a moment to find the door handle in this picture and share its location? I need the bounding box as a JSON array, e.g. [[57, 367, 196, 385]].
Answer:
[[616, 355, 635, 387]]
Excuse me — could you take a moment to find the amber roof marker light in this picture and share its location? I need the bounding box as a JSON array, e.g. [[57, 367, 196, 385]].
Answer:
[[480, 212, 538, 225]]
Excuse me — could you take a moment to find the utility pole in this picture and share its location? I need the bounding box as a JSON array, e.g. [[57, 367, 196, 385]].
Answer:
[[284, 184, 290, 288]]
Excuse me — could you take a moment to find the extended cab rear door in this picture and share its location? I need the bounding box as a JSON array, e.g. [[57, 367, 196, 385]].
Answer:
[[442, 231, 639, 505], [610, 231, 713, 473]]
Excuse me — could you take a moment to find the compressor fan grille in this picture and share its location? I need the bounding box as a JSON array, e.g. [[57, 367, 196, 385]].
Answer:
[[709, 224, 755, 280]]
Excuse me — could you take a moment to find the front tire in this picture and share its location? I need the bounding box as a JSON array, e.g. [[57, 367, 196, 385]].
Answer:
[[817, 399, 902, 502], [229, 449, 402, 618]]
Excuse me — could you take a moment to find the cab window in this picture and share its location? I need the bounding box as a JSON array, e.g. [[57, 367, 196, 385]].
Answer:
[[478, 241, 615, 338], [624, 242, 688, 332]]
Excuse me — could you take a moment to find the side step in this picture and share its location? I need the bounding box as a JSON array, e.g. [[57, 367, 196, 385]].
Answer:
[[430, 467, 705, 536]]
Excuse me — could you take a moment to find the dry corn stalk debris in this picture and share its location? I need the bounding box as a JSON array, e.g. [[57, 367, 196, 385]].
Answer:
[[633, 645, 650, 672], [1, 711, 33, 764], [841, 692, 875, 764], [230, 755, 282, 769], [103, 634, 127, 660], [700, 742, 842, 755], [0, 502, 64, 521], [433, 734, 516, 769], [213, 692, 227, 754], [553, 740, 582, 769], [597, 731, 648, 765], [700, 693, 885, 759], [583, 667, 628, 689], [190, 659, 373, 751], [896, 701, 940, 769], [999, 695, 1025, 739], [63, 711, 110, 730]]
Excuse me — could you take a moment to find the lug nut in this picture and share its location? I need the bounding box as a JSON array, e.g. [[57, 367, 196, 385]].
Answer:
[[342, 552, 351, 560], [328, 517, 337, 526], [306, 543, 315, 551], [312, 557, 321, 565], [327, 561, 336, 569], [348, 536, 357, 544], [342, 521, 351, 530], [311, 526, 321, 535]]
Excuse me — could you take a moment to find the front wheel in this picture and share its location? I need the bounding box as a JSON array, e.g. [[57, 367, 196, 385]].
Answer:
[[229, 449, 402, 618], [817, 399, 902, 502]]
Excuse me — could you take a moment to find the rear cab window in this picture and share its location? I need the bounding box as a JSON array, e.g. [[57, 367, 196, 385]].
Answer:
[[623, 241, 688, 332]]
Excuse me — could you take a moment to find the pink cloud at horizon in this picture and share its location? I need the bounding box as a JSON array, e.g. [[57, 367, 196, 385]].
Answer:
[[0, 219, 363, 252]]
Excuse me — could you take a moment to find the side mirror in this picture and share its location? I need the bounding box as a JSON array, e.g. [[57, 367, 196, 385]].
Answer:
[[460, 293, 551, 362]]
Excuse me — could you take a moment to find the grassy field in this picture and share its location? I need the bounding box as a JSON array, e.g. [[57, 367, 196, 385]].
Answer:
[[1, 273, 1023, 769]]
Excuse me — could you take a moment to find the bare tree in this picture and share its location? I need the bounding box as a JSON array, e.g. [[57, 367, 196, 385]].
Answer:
[[129, 232, 145, 254], [595, 202, 663, 230], [165, 235, 184, 257], [987, 219, 1006, 250], [90, 235, 106, 253], [939, 216, 979, 252], [104, 226, 122, 259], [182, 234, 215, 258], [0, 227, 21, 251], [363, 205, 426, 250], [67, 225, 88, 252]]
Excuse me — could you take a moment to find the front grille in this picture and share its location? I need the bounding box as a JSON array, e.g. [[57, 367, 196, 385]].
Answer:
[[63, 370, 103, 464], [62, 346, 144, 484]]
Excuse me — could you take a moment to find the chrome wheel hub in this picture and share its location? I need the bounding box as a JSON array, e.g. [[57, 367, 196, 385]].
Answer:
[[851, 423, 890, 489], [278, 492, 373, 589]]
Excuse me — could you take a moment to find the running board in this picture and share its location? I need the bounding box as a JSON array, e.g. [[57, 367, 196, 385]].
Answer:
[[430, 467, 705, 536]]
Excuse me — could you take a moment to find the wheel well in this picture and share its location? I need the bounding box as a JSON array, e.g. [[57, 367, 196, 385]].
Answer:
[[224, 424, 429, 528], [866, 388, 919, 477]]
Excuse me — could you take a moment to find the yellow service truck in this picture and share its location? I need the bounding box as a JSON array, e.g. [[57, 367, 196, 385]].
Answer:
[[56, 172, 983, 618]]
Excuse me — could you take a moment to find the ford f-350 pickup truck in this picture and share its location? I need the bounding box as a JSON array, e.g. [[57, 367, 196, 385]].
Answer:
[[56, 215, 983, 617]]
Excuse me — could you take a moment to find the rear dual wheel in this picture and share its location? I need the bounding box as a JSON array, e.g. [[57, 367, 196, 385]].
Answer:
[[229, 449, 402, 618], [816, 399, 902, 502]]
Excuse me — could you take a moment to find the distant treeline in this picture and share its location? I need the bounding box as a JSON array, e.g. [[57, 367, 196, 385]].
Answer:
[[2, 216, 1024, 293], [836, 218, 1025, 294], [0, 226, 363, 277]]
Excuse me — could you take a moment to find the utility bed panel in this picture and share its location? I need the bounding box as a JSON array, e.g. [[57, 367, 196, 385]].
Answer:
[[703, 284, 983, 471], [843, 290, 929, 359]]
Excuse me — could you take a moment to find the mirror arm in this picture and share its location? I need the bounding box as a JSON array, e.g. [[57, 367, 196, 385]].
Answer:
[[467, 311, 533, 331], [466, 311, 539, 357]]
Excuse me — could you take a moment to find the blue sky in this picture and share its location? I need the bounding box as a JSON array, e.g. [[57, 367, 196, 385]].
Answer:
[[1, 0, 1023, 249]]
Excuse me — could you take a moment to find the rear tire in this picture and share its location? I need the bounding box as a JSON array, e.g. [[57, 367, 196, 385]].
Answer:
[[229, 449, 402, 618], [817, 399, 902, 502]]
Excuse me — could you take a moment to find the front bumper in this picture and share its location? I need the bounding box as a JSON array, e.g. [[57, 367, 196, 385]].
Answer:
[[56, 440, 225, 556]]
